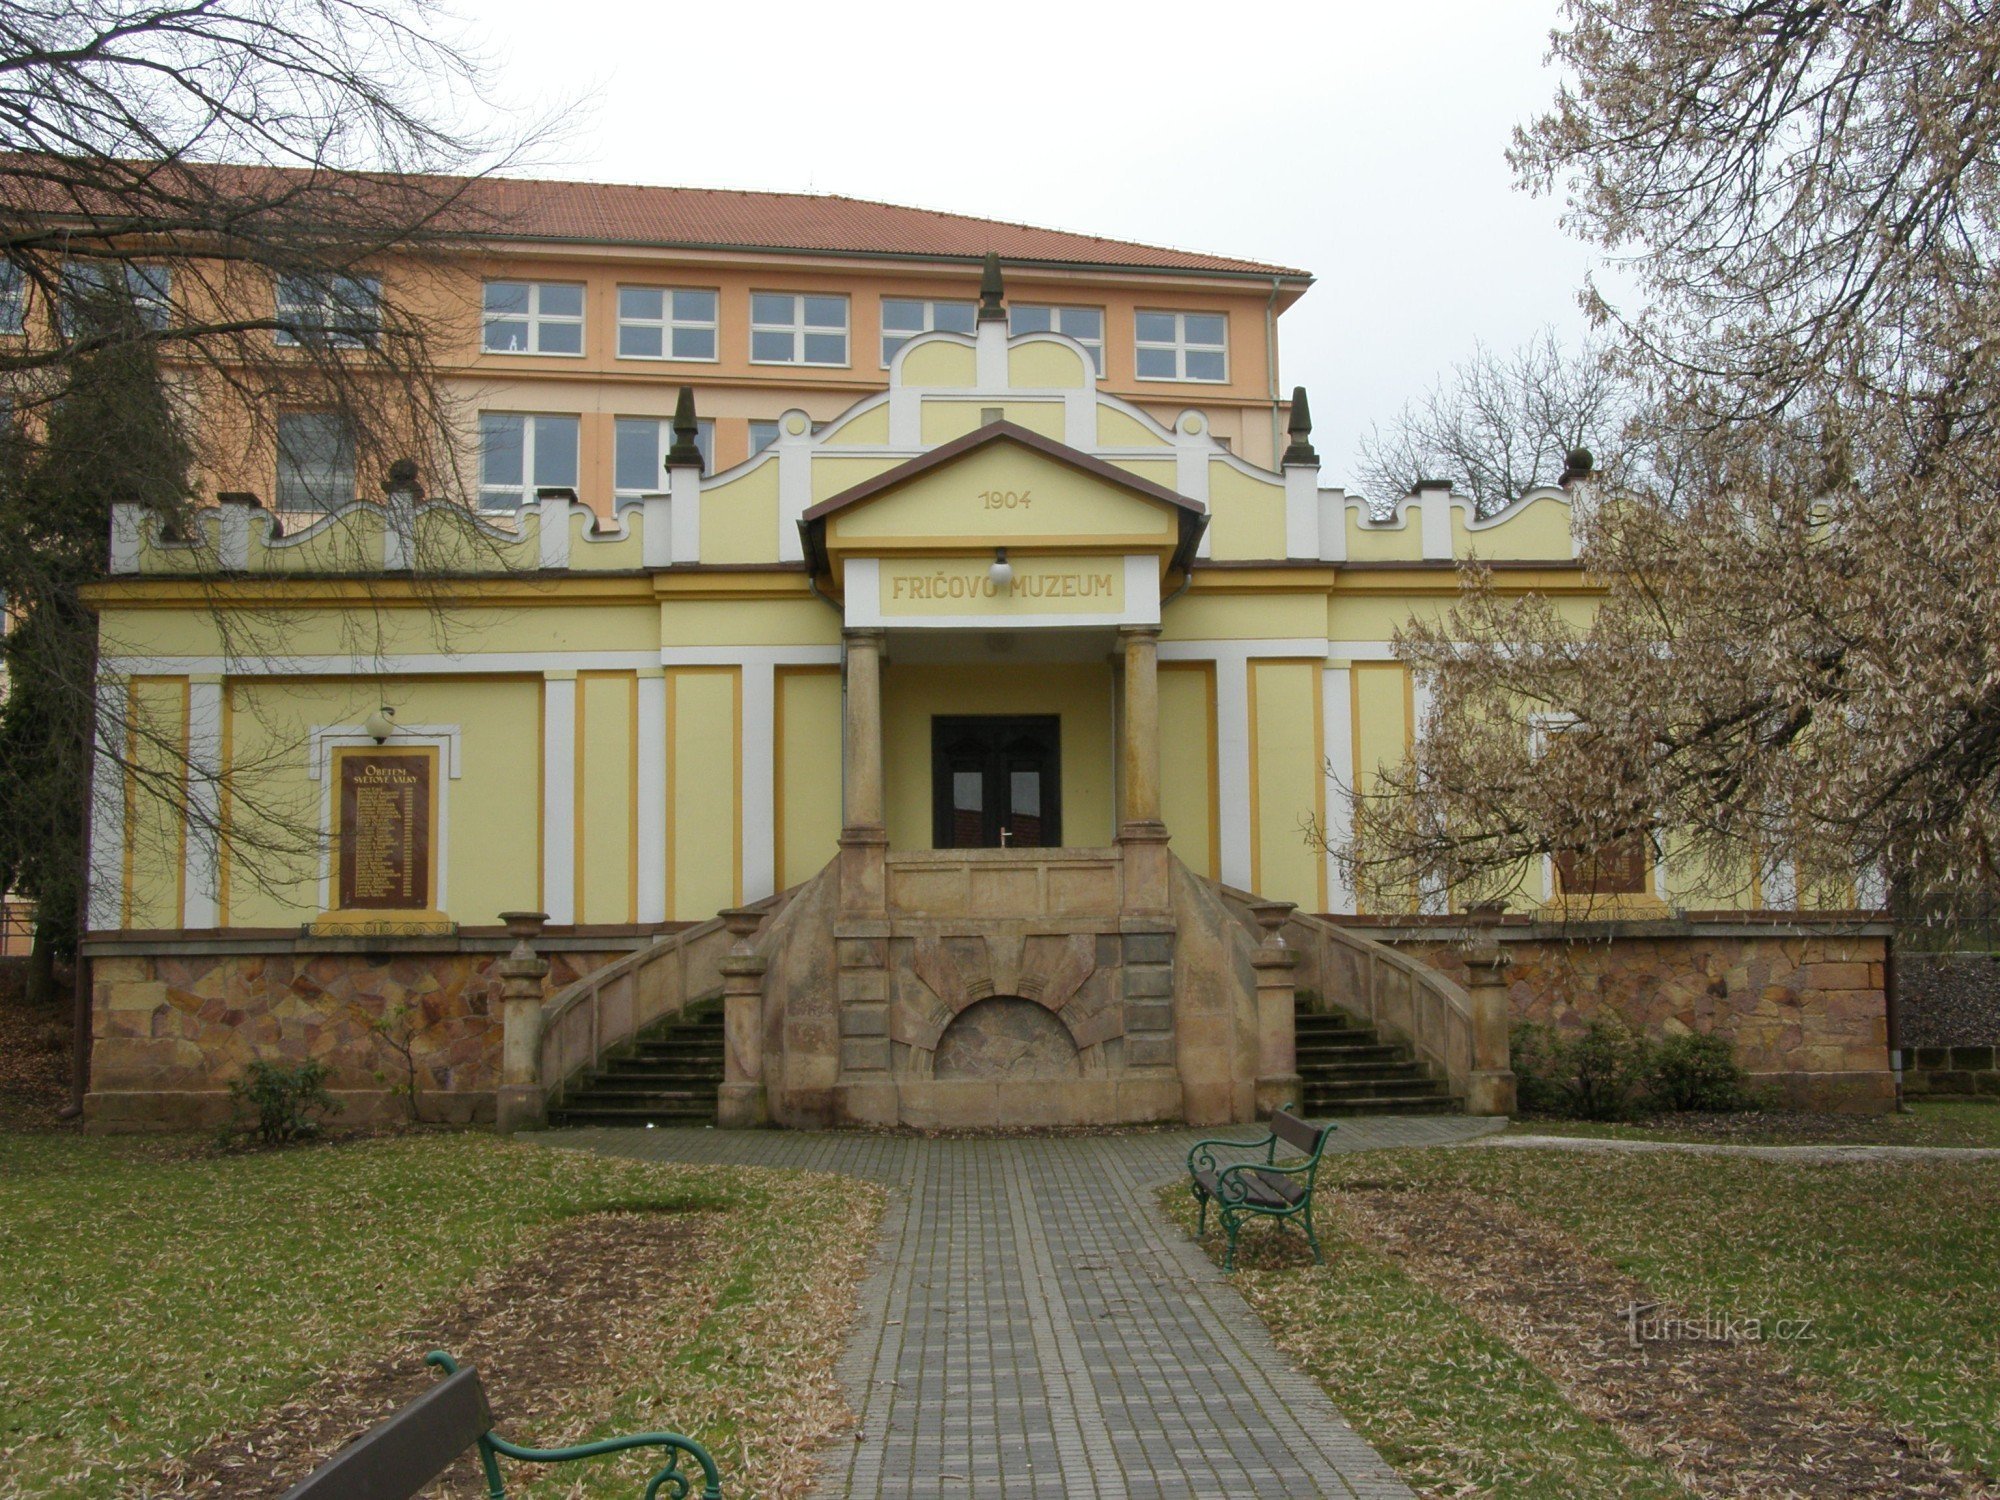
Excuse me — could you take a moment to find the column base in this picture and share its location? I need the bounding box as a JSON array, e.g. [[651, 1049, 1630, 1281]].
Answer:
[[717, 1082, 770, 1128], [838, 826, 889, 915], [494, 1084, 546, 1134], [1117, 822, 1172, 914], [1255, 1074, 1304, 1116], [1465, 1068, 1517, 1117]]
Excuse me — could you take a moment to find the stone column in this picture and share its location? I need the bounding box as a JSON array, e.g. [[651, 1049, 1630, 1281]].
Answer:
[[717, 906, 771, 1127], [494, 910, 550, 1133], [1462, 902, 1518, 1116], [1117, 625, 1170, 913], [839, 628, 889, 915], [1251, 901, 1302, 1116]]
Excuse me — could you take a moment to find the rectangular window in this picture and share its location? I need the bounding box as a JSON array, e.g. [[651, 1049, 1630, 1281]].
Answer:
[[275, 273, 380, 347], [748, 419, 781, 456], [1134, 310, 1227, 382], [478, 412, 579, 511], [880, 297, 976, 365], [750, 292, 848, 366], [1009, 304, 1104, 374], [59, 262, 172, 334], [613, 415, 715, 496], [275, 411, 357, 510], [482, 280, 584, 355], [617, 286, 718, 361], [0, 264, 21, 334]]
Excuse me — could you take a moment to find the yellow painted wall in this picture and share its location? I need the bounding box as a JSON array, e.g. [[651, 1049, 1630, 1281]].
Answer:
[[1159, 662, 1219, 879], [1008, 340, 1090, 388], [826, 445, 1176, 546], [1205, 464, 1286, 561], [880, 662, 1115, 851], [1248, 660, 1325, 910], [1349, 662, 1411, 914], [218, 676, 542, 928], [669, 667, 741, 918], [699, 458, 780, 564], [824, 403, 890, 445], [577, 672, 636, 923], [776, 667, 843, 888], [920, 400, 1065, 445], [124, 677, 190, 928]]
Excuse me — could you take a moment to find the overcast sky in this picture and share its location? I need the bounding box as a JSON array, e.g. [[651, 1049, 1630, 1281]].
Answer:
[[472, 0, 1603, 490]]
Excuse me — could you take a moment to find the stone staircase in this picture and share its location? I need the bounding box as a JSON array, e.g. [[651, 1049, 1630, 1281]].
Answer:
[[545, 993, 725, 1127], [1294, 1009, 1459, 1115]]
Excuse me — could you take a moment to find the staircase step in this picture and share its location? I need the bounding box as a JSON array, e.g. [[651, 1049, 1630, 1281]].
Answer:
[[1304, 1078, 1449, 1101], [548, 1107, 716, 1126], [1298, 1063, 1433, 1084], [1296, 1043, 1404, 1065], [1311, 1095, 1461, 1116]]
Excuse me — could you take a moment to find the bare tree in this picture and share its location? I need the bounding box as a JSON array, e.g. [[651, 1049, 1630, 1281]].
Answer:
[[1332, 1, 2000, 912], [1353, 330, 1629, 517]]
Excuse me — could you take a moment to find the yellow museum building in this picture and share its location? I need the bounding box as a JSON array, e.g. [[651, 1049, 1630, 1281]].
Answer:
[[80, 190, 1894, 1129]]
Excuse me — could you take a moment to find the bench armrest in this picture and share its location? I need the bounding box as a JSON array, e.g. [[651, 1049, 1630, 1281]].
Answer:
[[425, 1351, 721, 1500], [1187, 1133, 1276, 1176]]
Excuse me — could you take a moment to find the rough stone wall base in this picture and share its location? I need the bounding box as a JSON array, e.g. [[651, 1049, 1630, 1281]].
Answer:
[[83, 1087, 497, 1132]]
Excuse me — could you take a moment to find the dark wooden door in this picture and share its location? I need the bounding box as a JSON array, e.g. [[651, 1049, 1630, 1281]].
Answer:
[[931, 715, 1062, 849]]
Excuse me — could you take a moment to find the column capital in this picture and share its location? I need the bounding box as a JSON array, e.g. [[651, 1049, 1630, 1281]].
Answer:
[[844, 627, 887, 648], [1116, 624, 1162, 643]]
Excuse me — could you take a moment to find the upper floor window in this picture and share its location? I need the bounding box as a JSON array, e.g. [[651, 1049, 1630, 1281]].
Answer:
[[0, 264, 21, 334], [275, 273, 380, 348], [482, 281, 583, 355], [880, 298, 975, 365], [1009, 304, 1104, 374], [1134, 311, 1227, 383], [275, 410, 356, 511], [750, 293, 847, 366], [478, 411, 578, 511], [617, 287, 718, 361], [614, 414, 715, 495], [60, 262, 172, 335], [748, 419, 781, 457]]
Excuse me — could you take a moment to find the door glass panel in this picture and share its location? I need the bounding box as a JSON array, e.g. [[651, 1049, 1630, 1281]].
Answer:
[[952, 769, 984, 847], [1008, 769, 1043, 847]]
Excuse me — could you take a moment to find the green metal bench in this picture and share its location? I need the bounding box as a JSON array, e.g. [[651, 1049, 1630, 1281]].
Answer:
[[1187, 1106, 1334, 1271], [276, 1351, 722, 1500]]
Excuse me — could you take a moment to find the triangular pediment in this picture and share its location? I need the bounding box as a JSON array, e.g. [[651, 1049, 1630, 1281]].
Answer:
[[801, 423, 1206, 580]]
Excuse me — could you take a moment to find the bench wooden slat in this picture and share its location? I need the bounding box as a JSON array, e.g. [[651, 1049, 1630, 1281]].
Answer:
[[278, 1366, 493, 1500], [1270, 1108, 1324, 1156]]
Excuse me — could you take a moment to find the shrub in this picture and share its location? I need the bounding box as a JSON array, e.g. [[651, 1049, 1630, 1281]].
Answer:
[[1510, 1016, 1649, 1119], [1643, 1030, 1750, 1112], [223, 1060, 340, 1146]]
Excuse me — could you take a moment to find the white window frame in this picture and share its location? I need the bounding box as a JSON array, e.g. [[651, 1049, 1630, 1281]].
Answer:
[[880, 297, 976, 366], [275, 410, 357, 511], [616, 286, 719, 362], [59, 262, 173, 334], [478, 411, 580, 512], [275, 273, 381, 348], [613, 414, 715, 498], [1134, 310, 1229, 384], [481, 280, 584, 357], [1009, 303, 1105, 375], [749, 292, 849, 367]]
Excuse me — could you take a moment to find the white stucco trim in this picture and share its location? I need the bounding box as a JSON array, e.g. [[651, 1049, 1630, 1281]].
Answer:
[[309, 727, 458, 917], [87, 677, 129, 931], [540, 674, 577, 925], [182, 679, 224, 928], [1322, 663, 1356, 915], [636, 670, 668, 923], [102, 651, 666, 677], [658, 645, 842, 667]]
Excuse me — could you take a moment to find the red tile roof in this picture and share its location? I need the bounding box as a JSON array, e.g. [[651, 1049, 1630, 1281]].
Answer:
[[452, 175, 1310, 279]]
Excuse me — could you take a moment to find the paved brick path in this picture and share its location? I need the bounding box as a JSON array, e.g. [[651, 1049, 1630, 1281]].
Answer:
[[541, 1116, 1498, 1498]]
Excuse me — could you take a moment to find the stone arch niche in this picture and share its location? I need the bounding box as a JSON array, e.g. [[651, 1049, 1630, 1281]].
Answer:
[[932, 996, 1082, 1081]]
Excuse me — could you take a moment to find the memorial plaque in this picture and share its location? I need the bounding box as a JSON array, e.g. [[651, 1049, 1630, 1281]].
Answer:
[[336, 750, 432, 910], [1555, 835, 1650, 897]]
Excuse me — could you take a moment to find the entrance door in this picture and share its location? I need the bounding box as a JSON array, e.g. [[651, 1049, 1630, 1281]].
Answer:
[[931, 716, 1062, 849]]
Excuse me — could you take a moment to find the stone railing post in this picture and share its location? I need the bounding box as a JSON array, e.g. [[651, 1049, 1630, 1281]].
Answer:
[[495, 910, 550, 1133], [1250, 900, 1302, 1116], [1463, 901, 1517, 1116], [717, 906, 771, 1127]]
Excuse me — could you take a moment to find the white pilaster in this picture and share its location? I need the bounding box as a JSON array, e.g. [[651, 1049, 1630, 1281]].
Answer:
[[1063, 389, 1095, 448], [1284, 465, 1320, 560], [182, 677, 224, 929], [537, 495, 572, 570], [888, 385, 921, 448], [669, 463, 702, 565], [382, 490, 415, 571], [642, 494, 673, 567], [87, 676, 129, 931], [541, 673, 577, 925], [776, 413, 812, 563], [1418, 486, 1453, 561], [636, 669, 668, 923], [1317, 491, 1349, 562], [1322, 663, 1356, 914], [975, 319, 1008, 391], [740, 661, 776, 903], [109, 503, 145, 574], [1410, 673, 1447, 914], [217, 502, 252, 571]]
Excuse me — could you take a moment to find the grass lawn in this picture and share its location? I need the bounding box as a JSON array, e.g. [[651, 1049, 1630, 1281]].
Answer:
[[1165, 1140, 2000, 1496], [0, 1129, 883, 1499], [1513, 1098, 2000, 1147]]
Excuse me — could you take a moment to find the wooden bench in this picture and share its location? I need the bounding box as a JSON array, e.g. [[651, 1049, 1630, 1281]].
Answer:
[[1186, 1106, 1334, 1271], [277, 1351, 722, 1500]]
